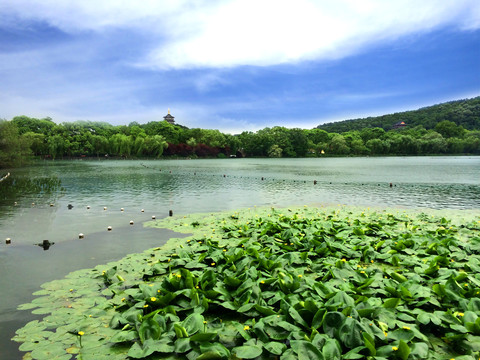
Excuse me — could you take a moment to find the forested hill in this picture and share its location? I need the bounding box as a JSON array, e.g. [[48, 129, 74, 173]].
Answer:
[[317, 96, 480, 133]]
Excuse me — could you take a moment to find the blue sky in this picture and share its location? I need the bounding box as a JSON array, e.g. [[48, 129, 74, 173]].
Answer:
[[0, 1, 479, 134]]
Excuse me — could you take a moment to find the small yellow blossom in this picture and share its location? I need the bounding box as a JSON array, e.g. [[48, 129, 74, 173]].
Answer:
[[383, 331, 388, 337], [403, 326, 411, 330], [69, 289, 73, 292], [341, 258, 347, 262], [223, 249, 227, 252], [203, 321, 207, 324], [144, 304, 149, 308], [78, 331, 85, 336], [176, 274, 182, 278], [244, 325, 250, 331], [371, 260, 374, 263], [150, 297, 157, 302], [211, 262, 216, 266], [298, 274, 303, 278], [260, 281, 265, 284], [360, 271, 366, 274], [121, 298, 126, 302], [458, 312, 465, 317], [392, 346, 398, 351], [157, 290, 161, 293]]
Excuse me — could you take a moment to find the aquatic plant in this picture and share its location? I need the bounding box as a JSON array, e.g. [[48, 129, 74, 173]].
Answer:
[[13, 206, 480, 359]]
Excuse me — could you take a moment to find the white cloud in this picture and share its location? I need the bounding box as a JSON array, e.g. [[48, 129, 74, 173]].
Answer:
[[145, 0, 480, 69], [1, 0, 479, 69]]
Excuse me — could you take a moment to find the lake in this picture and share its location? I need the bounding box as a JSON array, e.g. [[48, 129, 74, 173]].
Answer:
[[1, 156, 479, 358]]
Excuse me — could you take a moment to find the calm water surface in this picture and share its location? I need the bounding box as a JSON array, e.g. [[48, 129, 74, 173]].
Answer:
[[0, 157, 479, 358]]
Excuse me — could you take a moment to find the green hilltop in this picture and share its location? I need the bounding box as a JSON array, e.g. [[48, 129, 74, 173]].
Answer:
[[317, 97, 480, 133]]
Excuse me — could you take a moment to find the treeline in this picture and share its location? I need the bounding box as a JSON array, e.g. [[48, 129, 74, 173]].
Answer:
[[0, 116, 238, 168], [1, 99, 480, 168], [317, 96, 480, 133]]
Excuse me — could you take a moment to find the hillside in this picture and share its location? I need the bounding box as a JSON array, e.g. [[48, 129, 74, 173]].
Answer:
[[317, 96, 480, 133]]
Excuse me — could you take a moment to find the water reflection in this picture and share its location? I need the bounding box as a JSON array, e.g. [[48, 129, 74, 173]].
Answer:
[[0, 175, 64, 206]]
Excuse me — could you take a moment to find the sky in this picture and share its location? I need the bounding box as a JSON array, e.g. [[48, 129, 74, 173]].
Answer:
[[0, 1, 479, 134]]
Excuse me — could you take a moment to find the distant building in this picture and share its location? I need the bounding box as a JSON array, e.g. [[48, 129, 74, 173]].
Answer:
[[163, 109, 175, 124], [393, 121, 406, 129]]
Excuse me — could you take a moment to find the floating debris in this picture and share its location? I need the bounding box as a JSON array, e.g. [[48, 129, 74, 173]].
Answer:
[[6, 238, 11, 244], [67, 204, 74, 209], [130, 221, 134, 225], [107, 226, 112, 231], [79, 233, 85, 239], [36, 240, 54, 250]]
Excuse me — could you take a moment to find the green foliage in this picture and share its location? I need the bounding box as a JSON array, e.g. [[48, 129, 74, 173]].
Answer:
[[0, 120, 32, 168], [317, 96, 480, 132], [13, 206, 480, 359], [6, 96, 480, 163]]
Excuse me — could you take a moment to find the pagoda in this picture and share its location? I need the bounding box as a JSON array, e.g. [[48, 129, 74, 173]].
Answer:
[[163, 109, 175, 124]]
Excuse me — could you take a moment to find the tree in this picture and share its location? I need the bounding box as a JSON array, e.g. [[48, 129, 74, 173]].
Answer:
[[434, 120, 465, 138], [328, 134, 350, 155], [47, 134, 66, 159], [268, 144, 283, 157], [22, 132, 47, 156], [0, 120, 31, 167], [366, 138, 388, 155], [420, 131, 447, 154], [144, 135, 168, 158]]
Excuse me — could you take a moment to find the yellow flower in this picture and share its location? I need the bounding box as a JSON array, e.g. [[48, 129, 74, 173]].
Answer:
[[244, 325, 250, 331], [69, 289, 73, 292], [176, 274, 182, 278], [458, 312, 465, 317], [260, 281, 265, 284], [121, 298, 126, 302], [143, 304, 149, 308], [403, 326, 411, 330], [211, 262, 216, 266], [341, 258, 347, 262], [360, 271, 366, 274], [223, 249, 227, 252], [392, 346, 398, 351], [150, 297, 157, 302], [298, 274, 303, 278], [157, 290, 161, 293], [371, 260, 374, 263], [383, 331, 388, 337], [78, 331, 85, 336]]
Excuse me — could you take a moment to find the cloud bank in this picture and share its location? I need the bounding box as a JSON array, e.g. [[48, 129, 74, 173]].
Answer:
[[2, 0, 479, 69]]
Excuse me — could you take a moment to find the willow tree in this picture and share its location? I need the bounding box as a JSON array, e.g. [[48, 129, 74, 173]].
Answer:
[[0, 120, 31, 167]]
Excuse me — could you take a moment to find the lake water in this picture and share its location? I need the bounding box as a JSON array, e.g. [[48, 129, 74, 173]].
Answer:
[[0, 157, 479, 358]]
